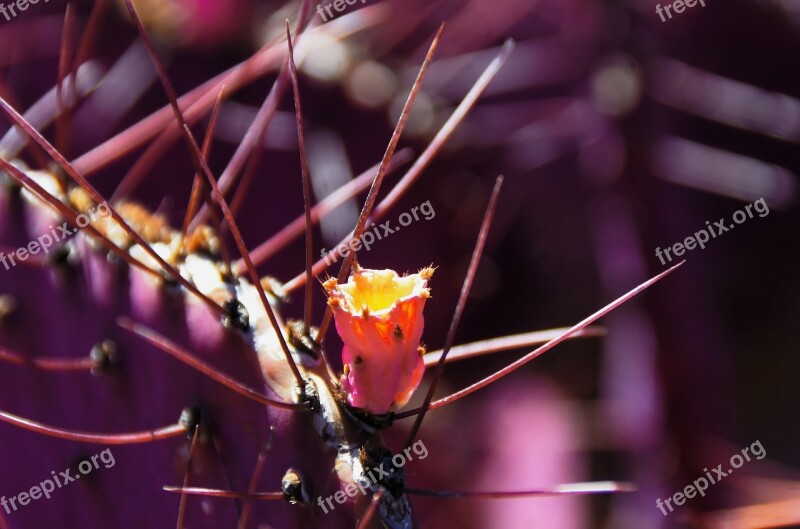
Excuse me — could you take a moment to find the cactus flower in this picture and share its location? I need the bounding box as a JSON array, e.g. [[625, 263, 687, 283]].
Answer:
[[324, 266, 434, 414]]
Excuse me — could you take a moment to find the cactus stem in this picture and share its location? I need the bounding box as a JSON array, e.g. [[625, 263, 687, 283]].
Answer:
[[0, 106, 228, 317], [0, 158, 178, 287]]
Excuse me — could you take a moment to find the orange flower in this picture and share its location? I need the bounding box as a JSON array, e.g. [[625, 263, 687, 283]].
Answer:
[[324, 266, 433, 414]]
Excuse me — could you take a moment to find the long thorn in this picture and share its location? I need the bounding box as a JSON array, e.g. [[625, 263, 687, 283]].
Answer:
[[394, 261, 686, 418], [422, 326, 606, 367], [56, 2, 76, 159], [0, 76, 50, 168], [72, 0, 324, 179], [0, 62, 102, 162], [111, 108, 193, 201], [72, 44, 273, 177], [0, 409, 185, 444], [190, 2, 314, 229], [283, 38, 514, 294], [117, 318, 304, 411], [237, 451, 268, 529], [173, 86, 226, 262], [176, 425, 200, 529], [0, 345, 93, 371], [188, 68, 291, 230], [163, 487, 283, 501], [71, 0, 109, 81], [317, 23, 446, 342], [285, 20, 315, 331], [356, 490, 385, 529], [370, 40, 514, 223], [405, 175, 503, 447], [405, 481, 637, 499], [238, 149, 412, 273]]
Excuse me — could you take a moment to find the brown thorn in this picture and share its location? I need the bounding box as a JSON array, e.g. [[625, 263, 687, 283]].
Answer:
[[285, 20, 315, 331], [0, 409, 185, 444], [370, 40, 514, 222], [237, 451, 268, 529], [176, 425, 201, 529], [173, 86, 226, 263], [198, 178, 235, 277], [72, 0, 319, 179], [188, 65, 291, 230], [224, 145, 257, 225], [317, 23, 446, 342], [356, 490, 385, 529], [405, 176, 503, 448], [236, 149, 413, 273], [117, 317, 305, 411], [422, 326, 606, 368], [112, 109, 195, 201], [190, 0, 314, 229], [56, 2, 76, 160], [163, 486, 284, 501], [71, 0, 109, 82], [282, 38, 514, 295], [0, 65, 102, 167], [0, 76, 50, 168], [404, 482, 637, 499], [72, 43, 276, 177], [394, 262, 686, 419], [0, 345, 94, 371]]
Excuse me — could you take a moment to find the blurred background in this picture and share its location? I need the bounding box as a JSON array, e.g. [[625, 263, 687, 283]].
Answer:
[[0, 0, 798, 527]]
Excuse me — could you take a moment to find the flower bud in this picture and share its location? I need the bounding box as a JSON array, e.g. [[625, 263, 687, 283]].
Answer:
[[324, 267, 433, 414]]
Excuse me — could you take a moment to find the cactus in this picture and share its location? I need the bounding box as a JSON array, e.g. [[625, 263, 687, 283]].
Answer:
[[0, 2, 687, 528]]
